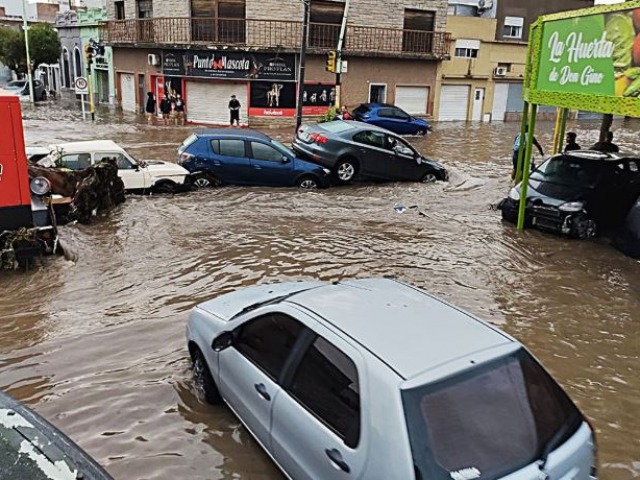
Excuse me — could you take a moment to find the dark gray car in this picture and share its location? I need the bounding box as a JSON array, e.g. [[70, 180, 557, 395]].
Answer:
[[292, 120, 447, 184]]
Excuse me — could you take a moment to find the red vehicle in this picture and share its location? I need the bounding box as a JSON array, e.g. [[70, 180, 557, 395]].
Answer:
[[0, 89, 58, 267]]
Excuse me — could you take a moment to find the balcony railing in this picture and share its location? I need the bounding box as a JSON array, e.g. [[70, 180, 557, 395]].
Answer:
[[103, 17, 451, 58]]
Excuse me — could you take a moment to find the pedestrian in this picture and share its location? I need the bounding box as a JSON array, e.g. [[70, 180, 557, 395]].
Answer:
[[592, 131, 620, 153], [512, 127, 544, 179], [145, 92, 156, 125], [564, 132, 581, 152], [228, 94, 241, 126], [174, 94, 186, 126], [160, 94, 172, 125]]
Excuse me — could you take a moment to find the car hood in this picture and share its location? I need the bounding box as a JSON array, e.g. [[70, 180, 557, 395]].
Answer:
[[420, 157, 445, 170], [141, 160, 189, 176], [294, 156, 331, 173], [517, 178, 593, 206], [197, 281, 326, 321]]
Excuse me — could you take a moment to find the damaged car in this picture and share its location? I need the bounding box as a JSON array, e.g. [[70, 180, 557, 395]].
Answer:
[[500, 151, 640, 239], [293, 121, 447, 184]]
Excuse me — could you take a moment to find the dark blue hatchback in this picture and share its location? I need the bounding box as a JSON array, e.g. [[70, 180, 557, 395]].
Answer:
[[177, 129, 331, 189], [352, 103, 430, 136]]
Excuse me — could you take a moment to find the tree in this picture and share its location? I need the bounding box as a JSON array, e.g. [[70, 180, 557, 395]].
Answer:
[[0, 23, 61, 75]]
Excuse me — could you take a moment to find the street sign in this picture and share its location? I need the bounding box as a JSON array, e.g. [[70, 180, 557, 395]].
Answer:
[[74, 76, 89, 95]]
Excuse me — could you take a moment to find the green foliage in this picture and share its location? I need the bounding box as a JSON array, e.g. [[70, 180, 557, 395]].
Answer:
[[0, 23, 61, 74], [318, 107, 339, 123]]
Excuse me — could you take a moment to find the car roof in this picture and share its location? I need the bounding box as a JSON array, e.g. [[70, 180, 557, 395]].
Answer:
[[285, 279, 512, 380], [193, 128, 271, 141], [557, 150, 636, 162], [49, 140, 124, 153], [317, 120, 397, 135]]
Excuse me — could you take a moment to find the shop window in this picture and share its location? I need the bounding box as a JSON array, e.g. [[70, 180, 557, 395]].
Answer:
[[309, 0, 344, 48], [114, 0, 125, 19], [403, 9, 435, 53], [191, 0, 245, 43], [503, 16, 524, 39]]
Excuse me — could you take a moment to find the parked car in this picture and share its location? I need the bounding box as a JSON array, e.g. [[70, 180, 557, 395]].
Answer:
[[38, 140, 190, 193], [177, 129, 331, 189], [500, 150, 640, 239], [293, 120, 447, 184], [25, 146, 51, 163], [352, 103, 430, 135], [5, 79, 47, 101], [0, 389, 113, 479], [186, 278, 597, 480]]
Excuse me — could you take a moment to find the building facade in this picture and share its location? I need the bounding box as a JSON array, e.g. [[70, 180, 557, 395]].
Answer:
[[78, 9, 116, 105], [434, 0, 595, 121], [102, 0, 451, 126], [56, 10, 84, 90]]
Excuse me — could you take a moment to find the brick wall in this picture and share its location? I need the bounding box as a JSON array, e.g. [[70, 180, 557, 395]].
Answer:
[[0, 7, 5, 17], [36, 3, 60, 22]]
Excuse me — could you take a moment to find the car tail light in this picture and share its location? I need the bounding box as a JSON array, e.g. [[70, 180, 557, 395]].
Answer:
[[178, 152, 195, 164], [309, 133, 329, 144]]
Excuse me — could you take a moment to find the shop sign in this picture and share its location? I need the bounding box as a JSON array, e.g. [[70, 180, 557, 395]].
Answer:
[[302, 83, 336, 115], [163, 51, 296, 81], [537, 7, 640, 98], [249, 81, 296, 117]]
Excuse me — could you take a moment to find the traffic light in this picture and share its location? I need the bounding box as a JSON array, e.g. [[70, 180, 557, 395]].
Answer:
[[84, 43, 93, 67], [326, 50, 337, 73]]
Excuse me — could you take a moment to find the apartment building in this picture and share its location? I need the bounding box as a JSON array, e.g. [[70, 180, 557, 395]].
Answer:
[[102, 0, 451, 126], [434, 0, 594, 121]]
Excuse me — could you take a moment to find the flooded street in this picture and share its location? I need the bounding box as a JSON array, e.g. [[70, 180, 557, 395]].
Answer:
[[1, 102, 639, 479]]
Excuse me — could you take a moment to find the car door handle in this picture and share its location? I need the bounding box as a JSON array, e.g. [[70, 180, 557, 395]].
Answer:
[[325, 448, 350, 473], [212, 161, 221, 166], [253, 165, 262, 170], [254, 383, 271, 401]]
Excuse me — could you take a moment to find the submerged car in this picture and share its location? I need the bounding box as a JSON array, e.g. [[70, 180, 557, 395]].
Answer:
[[5, 79, 47, 101], [352, 103, 430, 135], [500, 150, 640, 239], [293, 120, 447, 184], [177, 129, 331, 189], [187, 278, 597, 480], [0, 389, 112, 479], [38, 140, 190, 193]]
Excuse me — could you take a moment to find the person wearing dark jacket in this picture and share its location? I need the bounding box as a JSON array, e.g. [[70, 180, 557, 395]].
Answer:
[[564, 132, 581, 152], [229, 95, 241, 126], [145, 92, 156, 125], [592, 131, 620, 153], [159, 95, 172, 125]]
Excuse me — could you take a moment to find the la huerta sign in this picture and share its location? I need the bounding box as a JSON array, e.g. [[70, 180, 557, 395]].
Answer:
[[162, 51, 296, 81]]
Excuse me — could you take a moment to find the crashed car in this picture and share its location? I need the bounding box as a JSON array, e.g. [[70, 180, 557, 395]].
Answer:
[[500, 150, 640, 239], [293, 121, 447, 184], [38, 140, 190, 194]]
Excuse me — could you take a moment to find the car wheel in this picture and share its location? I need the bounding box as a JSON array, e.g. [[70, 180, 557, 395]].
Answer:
[[334, 159, 357, 184], [571, 214, 597, 239], [193, 349, 222, 405], [418, 128, 428, 136], [297, 176, 319, 189], [192, 172, 219, 189], [152, 181, 176, 194], [421, 172, 438, 183]]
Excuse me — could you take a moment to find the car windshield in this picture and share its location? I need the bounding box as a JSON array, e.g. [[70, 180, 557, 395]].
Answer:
[[353, 105, 370, 116], [530, 156, 603, 188], [270, 139, 294, 156], [122, 148, 140, 166], [403, 348, 582, 480], [179, 134, 199, 153]]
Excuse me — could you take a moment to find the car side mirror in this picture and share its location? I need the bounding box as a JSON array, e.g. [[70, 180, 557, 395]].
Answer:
[[281, 156, 290, 164], [211, 331, 234, 352]]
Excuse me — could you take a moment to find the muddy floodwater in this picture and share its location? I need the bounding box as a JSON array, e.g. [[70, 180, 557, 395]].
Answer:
[[0, 103, 639, 479]]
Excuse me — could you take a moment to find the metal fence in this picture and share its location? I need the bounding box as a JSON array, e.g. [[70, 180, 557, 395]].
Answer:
[[103, 18, 451, 58]]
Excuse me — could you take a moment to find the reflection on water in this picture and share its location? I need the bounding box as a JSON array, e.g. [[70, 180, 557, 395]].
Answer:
[[0, 102, 638, 479]]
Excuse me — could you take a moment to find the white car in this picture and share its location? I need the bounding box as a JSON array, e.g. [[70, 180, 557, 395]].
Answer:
[[38, 140, 190, 193]]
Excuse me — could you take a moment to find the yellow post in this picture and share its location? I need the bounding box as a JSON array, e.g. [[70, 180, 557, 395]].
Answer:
[[517, 104, 538, 231], [88, 68, 95, 121], [552, 108, 562, 155]]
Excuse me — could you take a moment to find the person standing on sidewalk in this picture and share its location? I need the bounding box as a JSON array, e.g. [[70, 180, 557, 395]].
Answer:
[[160, 95, 172, 126], [229, 95, 241, 126], [174, 94, 186, 126], [145, 92, 156, 125]]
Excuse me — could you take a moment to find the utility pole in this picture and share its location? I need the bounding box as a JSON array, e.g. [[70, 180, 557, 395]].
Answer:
[[334, 0, 349, 109], [21, 0, 35, 104], [295, 0, 310, 131]]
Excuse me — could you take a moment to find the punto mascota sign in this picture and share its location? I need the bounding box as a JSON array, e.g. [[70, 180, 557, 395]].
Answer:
[[525, 1, 640, 117]]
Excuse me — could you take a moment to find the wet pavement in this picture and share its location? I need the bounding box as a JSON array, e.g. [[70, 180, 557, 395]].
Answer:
[[0, 101, 639, 479]]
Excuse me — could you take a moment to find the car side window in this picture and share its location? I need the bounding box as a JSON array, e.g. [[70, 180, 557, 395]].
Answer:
[[392, 108, 410, 120], [386, 136, 414, 157], [59, 153, 92, 170], [215, 139, 246, 158], [627, 160, 639, 173], [287, 336, 360, 448], [377, 108, 394, 118], [235, 313, 305, 381], [251, 142, 284, 162], [353, 131, 386, 149], [95, 152, 134, 170]]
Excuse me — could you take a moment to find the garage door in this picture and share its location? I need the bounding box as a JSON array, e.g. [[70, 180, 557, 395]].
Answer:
[[186, 81, 248, 125], [395, 86, 429, 115], [438, 85, 470, 121], [120, 73, 136, 113], [492, 83, 509, 122]]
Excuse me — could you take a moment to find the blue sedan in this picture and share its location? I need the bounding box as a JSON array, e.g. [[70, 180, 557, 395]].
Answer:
[[177, 129, 331, 189], [352, 103, 430, 136]]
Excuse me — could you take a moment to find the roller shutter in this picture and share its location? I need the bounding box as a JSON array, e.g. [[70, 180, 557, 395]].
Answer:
[[120, 73, 136, 113], [492, 83, 509, 122], [438, 85, 470, 121], [186, 81, 248, 125], [395, 86, 429, 115]]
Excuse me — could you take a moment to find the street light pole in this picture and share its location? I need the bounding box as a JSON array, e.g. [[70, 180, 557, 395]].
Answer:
[[295, 0, 310, 132], [334, 0, 349, 109], [21, 0, 35, 104]]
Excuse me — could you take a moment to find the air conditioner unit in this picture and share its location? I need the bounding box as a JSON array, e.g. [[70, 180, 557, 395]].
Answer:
[[148, 54, 160, 66], [494, 66, 508, 77]]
